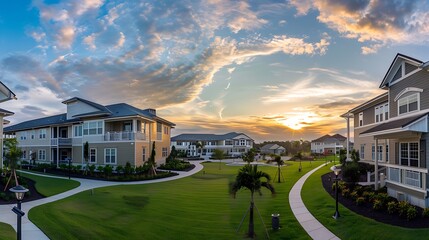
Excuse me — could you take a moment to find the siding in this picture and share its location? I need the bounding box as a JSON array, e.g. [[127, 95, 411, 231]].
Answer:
[[85, 142, 135, 166], [353, 98, 388, 128], [72, 146, 83, 163], [66, 101, 99, 120], [135, 142, 151, 166], [389, 70, 429, 118]]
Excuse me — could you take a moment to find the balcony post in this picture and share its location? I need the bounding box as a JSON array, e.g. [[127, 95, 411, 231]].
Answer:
[[375, 138, 379, 190]]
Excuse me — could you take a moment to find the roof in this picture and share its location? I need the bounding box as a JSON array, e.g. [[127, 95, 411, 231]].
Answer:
[[379, 53, 423, 89], [348, 92, 388, 114], [360, 113, 428, 135], [4, 98, 175, 133], [261, 144, 285, 150], [0, 108, 14, 116], [312, 134, 346, 143], [171, 132, 252, 141], [0, 81, 17, 103]]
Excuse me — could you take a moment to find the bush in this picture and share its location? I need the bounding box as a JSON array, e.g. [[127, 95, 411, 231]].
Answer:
[[341, 188, 350, 198], [89, 164, 96, 175], [387, 201, 397, 214], [356, 197, 365, 206], [115, 165, 124, 174], [104, 165, 113, 177], [124, 162, 134, 175], [422, 208, 429, 218], [375, 193, 389, 208], [398, 201, 410, 218], [342, 162, 360, 184], [350, 191, 359, 200], [159, 159, 192, 171], [373, 199, 383, 211], [96, 165, 104, 174], [407, 206, 418, 221]]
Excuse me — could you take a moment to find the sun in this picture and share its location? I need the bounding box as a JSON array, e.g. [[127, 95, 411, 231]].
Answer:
[[278, 118, 306, 130], [276, 112, 318, 130]]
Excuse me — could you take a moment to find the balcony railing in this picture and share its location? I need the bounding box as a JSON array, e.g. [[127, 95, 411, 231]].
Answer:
[[388, 167, 422, 189], [104, 131, 147, 141], [51, 138, 72, 146]]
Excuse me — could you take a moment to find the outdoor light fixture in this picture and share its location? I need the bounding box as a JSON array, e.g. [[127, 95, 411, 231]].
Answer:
[[10, 185, 29, 240], [330, 166, 341, 219]]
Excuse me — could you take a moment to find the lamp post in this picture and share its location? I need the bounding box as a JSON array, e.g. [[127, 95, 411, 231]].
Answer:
[[10, 185, 28, 240], [331, 166, 341, 219]]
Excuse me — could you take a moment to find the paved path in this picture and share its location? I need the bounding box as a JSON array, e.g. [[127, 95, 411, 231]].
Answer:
[[289, 163, 340, 240], [0, 161, 204, 240]]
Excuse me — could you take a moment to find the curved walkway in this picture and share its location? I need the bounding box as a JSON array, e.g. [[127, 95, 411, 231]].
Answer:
[[289, 163, 340, 240], [0, 161, 204, 240]]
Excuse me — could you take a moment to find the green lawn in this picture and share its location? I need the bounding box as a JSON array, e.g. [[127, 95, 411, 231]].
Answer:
[[301, 164, 429, 240], [0, 222, 16, 240], [19, 172, 80, 197], [29, 161, 323, 240]]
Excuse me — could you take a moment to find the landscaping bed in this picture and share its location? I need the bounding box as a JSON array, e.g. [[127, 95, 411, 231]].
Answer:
[[0, 175, 44, 204], [322, 172, 429, 228]]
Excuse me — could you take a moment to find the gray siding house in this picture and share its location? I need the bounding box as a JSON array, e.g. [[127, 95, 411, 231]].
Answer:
[[260, 144, 286, 155], [4, 97, 175, 167], [345, 53, 429, 208], [171, 132, 254, 157], [0, 81, 16, 169]]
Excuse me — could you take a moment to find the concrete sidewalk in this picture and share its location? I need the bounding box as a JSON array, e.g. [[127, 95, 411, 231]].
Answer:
[[289, 163, 340, 240], [0, 161, 204, 240]]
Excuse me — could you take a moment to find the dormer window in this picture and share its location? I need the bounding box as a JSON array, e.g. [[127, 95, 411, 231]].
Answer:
[[398, 93, 419, 115]]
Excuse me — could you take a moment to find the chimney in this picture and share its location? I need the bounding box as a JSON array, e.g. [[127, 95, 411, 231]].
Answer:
[[146, 108, 156, 115]]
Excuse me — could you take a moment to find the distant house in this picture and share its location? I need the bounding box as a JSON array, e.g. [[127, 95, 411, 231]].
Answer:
[[171, 132, 253, 157], [0, 81, 16, 169], [4, 97, 175, 167], [311, 134, 352, 154], [260, 144, 286, 155]]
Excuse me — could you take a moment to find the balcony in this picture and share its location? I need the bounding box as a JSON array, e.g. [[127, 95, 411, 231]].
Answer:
[[51, 138, 72, 147], [104, 131, 147, 141], [388, 167, 423, 189]]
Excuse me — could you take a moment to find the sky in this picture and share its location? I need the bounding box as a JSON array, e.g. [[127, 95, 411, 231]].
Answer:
[[1, 0, 429, 142]]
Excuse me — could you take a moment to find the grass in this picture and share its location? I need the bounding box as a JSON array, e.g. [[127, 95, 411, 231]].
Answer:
[[19, 172, 80, 197], [29, 160, 324, 240], [0, 222, 16, 240], [301, 164, 429, 240]]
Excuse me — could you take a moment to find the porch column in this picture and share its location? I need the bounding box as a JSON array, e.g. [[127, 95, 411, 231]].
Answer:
[[344, 113, 352, 162], [0, 116, 3, 170], [132, 119, 137, 133], [57, 127, 59, 168], [375, 138, 379, 190]]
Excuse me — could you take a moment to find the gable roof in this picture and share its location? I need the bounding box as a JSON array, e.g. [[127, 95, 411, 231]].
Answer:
[[0, 81, 16, 103], [171, 132, 252, 141], [312, 134, 346, 143], [261, 144, 285, 150], [379, 53, 423, 89], [0, 108, 14, 116], [360, 113, 428, 136], [4, 99, 175, 133]]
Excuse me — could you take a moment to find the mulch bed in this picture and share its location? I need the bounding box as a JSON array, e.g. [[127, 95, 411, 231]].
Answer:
[[0, 176, 45, 205], [322, 172, 429, 228]]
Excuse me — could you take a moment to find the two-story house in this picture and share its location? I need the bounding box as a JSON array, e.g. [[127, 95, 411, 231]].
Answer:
[[4, 97, 175, 167], [0, 81, 16, 169], [171, 132, 254, 157], [310, 134, 351, 155], [346, 53, 429, 208]]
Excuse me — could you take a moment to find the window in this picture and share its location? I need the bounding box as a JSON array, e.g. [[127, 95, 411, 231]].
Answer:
[[225, 140, 233, 145], [22, 151, 27, 159], [30, 130, 35, 139], [39, 129, 47, 139], [142, 147, 146, 162], [372, 144, 375, 160], [240, 139, 246, 146], [385, 145, 389, 162], [105, 148, 117, 164], [83, 121, 103, 135], [38, 149, 46, 160], [90, 148, 97, 163], [74, 125, 83, 137], [359, 112, 363, 126], [164, 126, 169, 134], [162, 147, 168, 157], [360, 145, 365, 159], [157, 122, 162, 133], [375, 103, 389, 123], [398, 93, 419, 115], [400, 142, 419, 167], [377, 145, 383, 161], [123, 122, 132, 132]]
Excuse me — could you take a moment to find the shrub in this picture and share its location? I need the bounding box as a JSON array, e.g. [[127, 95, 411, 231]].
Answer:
[[115, 165, 124, 174], [398, 201, 410, 218], [375, 193, 389, 208], [373, 199, 383, 211], [159, 159, 192, 171], [89, 164, 96, 175], [422, 208, 429, 218], [356, 197, 365, 206], [342, 162, 360, 184], [341, 188, 350, 198], [104, 165, 113, 177], [96, 165, 104, 174], [367, 192, 377, 203], [59, 164, 67, 171], [387, 201, 397, 214], [353, 186, 364, 195], [350, 191, 359, 200], [407, 206, 418, 221], [124, 162, 134, 175]]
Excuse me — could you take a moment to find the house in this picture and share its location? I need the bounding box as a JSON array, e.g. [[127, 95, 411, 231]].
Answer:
[[260, 144, 286, 155], [4, 97, 175, 167], [310, 134, 351, 154], [171, 132, 254, 157], [345, 53, 429, 208], [0, 81, 16, 169]]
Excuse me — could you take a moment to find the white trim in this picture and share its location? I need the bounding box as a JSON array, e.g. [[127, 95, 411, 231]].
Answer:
[[104, 148, 117, 165], [349, 92, 388, 113], [388, 68, 422, 87], [386, 180, 427, 194], [394, 87, 423, 102], [89, 148, 97, 163]]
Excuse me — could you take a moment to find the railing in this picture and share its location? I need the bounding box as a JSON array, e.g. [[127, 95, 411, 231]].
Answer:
[[51, 138, 72, 146], [104, 131, 147, 141], [388, 167, 422, 189]]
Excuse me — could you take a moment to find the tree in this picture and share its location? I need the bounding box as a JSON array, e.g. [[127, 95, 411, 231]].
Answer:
[[3, 138, 21, 191], [166, 146, 177, 163], [242, 148, 256, 164], [83, 142, 89, 175], [231, 164, 275, 238], [148, 141, 157, 176], [195, 141, 204, 158], [212, 149, 225, 170], [294, 152, 303, 172], [269, 155, 284, 183]]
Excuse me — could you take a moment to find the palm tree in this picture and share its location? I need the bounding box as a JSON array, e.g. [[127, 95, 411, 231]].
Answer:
[[232, 164, 275, 238], [3, 138, 21, 191], [269, 155, 284, 183], [195, 141, 204, 158]]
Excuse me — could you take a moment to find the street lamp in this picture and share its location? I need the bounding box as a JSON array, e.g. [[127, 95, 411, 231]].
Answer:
[[10, 185, 28, 240], [331, 165, 341, 219]]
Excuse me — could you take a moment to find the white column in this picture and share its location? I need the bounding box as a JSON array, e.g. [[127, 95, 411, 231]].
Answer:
[[0, 116, 3, 170], [375, 138, 379, 190], [346, 114, 350, 161]]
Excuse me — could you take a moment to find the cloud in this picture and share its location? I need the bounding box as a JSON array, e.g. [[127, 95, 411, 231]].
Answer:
[[289, 0, 429, 53]]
